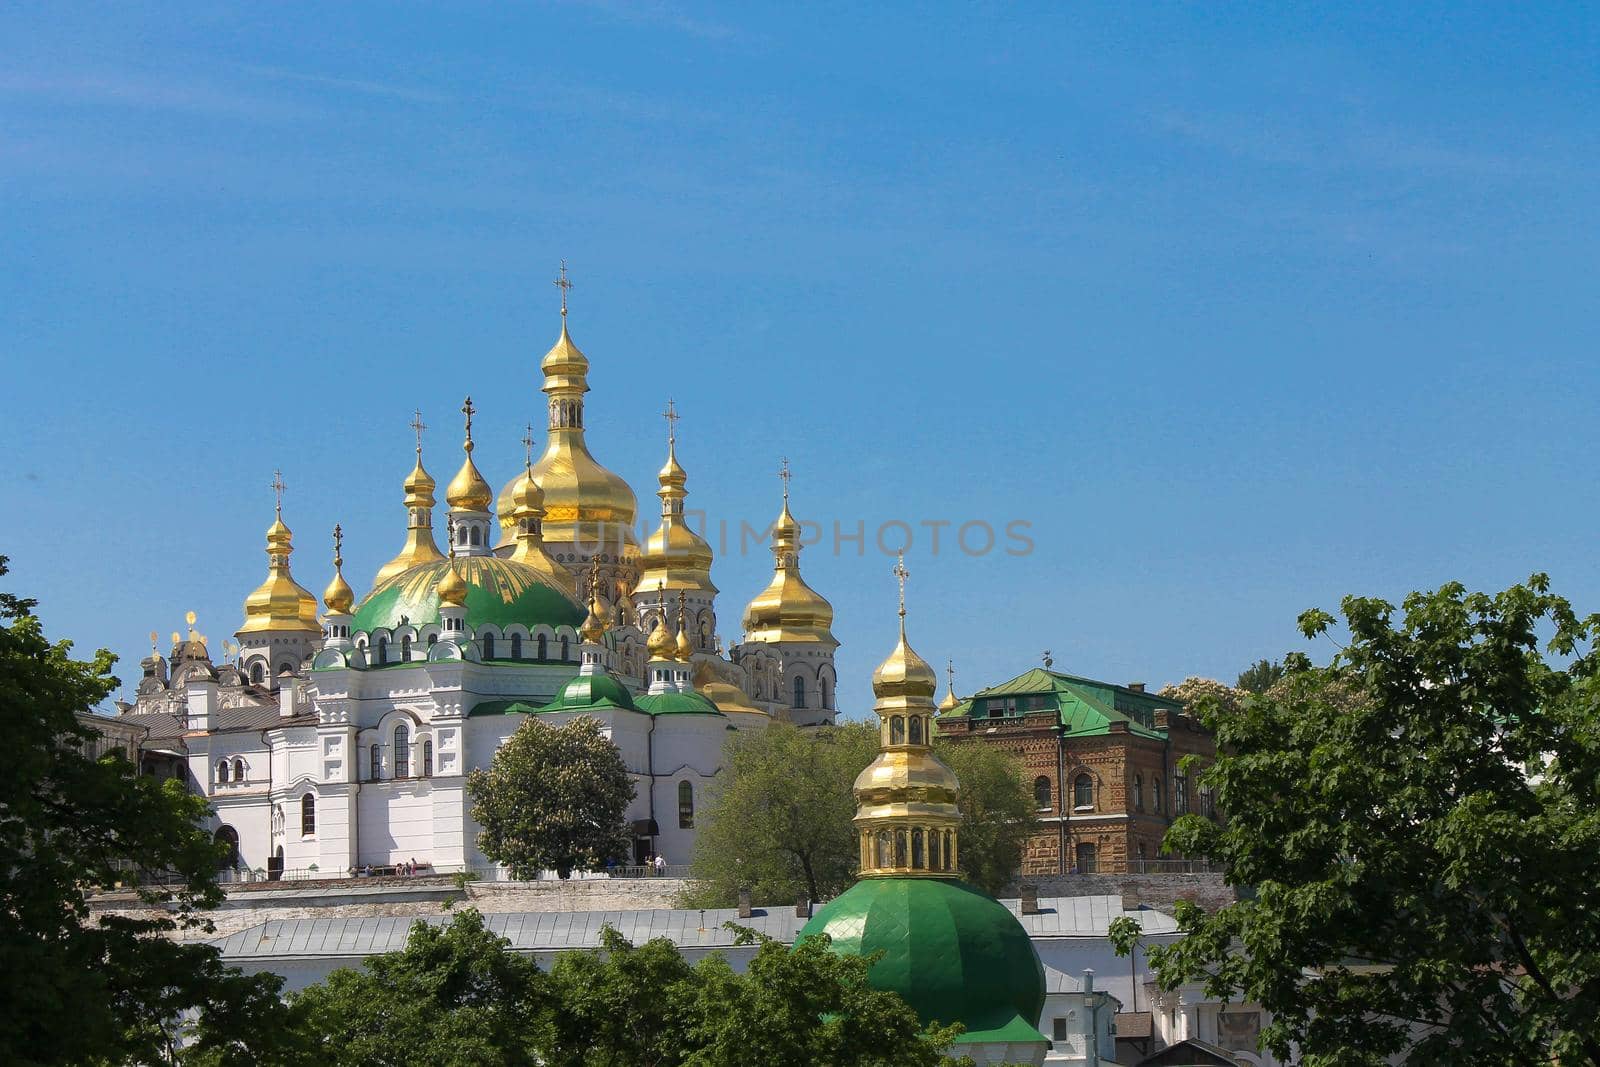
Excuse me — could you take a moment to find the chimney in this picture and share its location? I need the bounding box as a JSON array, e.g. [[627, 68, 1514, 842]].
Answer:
[[1082, 968, 1095, 992], [1127, 682, 1145, 693], [795, 895, 811, 918], [1121, 888, 1141, 914], [185, 673, 218, 732], [1020, 884, 1041, 915], [279, 675, 300, 718], [737, 888, 753, 919]]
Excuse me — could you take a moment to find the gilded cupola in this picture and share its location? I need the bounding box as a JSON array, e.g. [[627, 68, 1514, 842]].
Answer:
[[853, 554, 960, 878], [673, 590, 694, 662], [445, 396, 494, 512], [323, 523, 355, 616], [505, 426, 578, 597], [238, 474, 321, 636], [637, 400, 718, 597], [435, 560, 469, 607], [495, 268, 637, 553], [579, 558, 609, 646], [374, 411, 447, 586], [938, 660, 961, 712], [741, 460, 837, 647], [646, 584, 677, 661]]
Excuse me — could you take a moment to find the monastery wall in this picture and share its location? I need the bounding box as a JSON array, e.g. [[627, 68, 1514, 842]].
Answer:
[[1013, 871, 1236, 914]]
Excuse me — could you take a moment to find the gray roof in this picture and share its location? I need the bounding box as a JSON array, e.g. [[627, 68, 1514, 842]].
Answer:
[[122, 705, 316, 749], [212, 894, 1177, 962]]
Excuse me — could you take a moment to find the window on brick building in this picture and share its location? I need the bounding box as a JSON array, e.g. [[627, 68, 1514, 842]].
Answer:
[[1175, 776, 1188, 814], [1075, 841, 1097, 873], [1134, 774, 1144, 812], [1073, 773, 1094, 810], [1033, 776, 1052, 811], [1152, 776, 1163, 814]]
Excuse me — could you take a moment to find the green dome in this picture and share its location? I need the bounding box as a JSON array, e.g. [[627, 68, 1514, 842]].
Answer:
[[544, 670, 638, 712], [351, 556, 583, 636], [634, 690, 724, 716], [797, 878, 1046, 1046]]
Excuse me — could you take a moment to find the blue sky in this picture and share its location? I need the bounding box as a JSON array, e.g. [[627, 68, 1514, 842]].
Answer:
[[3, 3, 1597, 714]]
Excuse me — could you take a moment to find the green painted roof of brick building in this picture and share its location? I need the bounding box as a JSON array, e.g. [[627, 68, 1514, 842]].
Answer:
[[938, 667, 1182, 739]]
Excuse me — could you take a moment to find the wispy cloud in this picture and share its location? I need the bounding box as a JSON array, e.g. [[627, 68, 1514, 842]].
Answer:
[[0, 70, 302, 120], [557, 0, 742, 42], [239, 64, 455, 105]]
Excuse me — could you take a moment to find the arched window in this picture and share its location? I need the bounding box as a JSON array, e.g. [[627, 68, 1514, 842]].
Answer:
[[470, 525, 481, 546], [890, 716, 905, 745], [233, 758, 246, 783], [428, 633, 436, 647], [1175, 776, 1188, 815], [1074, 773, 1094, 810], [300, 793, 316, 837], [908, 715, 924, 745], [216, 760, 230, 784], [277, 661, 293, 678], [944, 830, 954, 869], [370, 743, 381, 781], [821, 677, 833, 710], [1075, 842, 1097, 874], [213, 826, 240, 870], [894, 829, 907, 867], [1152, 776, 1163, 814], [930, 829, 943, 870], [422, 739, 434, 778], [401, 635, 411, 661], [250, 662, 265, 685], [911, 828, 925, 869], [394, 724, 410, 778], [376, 637, 388, 665], [537, 633, 548, 659], [1034, 775, 1052, 811], [511, 633, 522, 660], [792, 675, 806, 708], [1134, 774, 1144, 812], [483, 634, 495, 659], [559, 635, 570, 661], [678, 780, 694, 829]]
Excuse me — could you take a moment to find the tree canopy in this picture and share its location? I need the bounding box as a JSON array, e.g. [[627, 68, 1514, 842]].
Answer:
[[0, 556, 302, 1066], [1134, 575, 1600, 1066], [468, 715, 634, 879], [1234, 658, 1286, 693], [686, 722, 1036, 905]]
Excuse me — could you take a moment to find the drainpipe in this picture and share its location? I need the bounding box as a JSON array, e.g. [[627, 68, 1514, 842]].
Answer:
[[1056, 724, 1067, 875], [1083, 969, 1099, 1067], [646, 712, 658, 860]]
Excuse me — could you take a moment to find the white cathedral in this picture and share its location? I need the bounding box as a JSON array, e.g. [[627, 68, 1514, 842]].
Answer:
[[116, 296, 840, 879]]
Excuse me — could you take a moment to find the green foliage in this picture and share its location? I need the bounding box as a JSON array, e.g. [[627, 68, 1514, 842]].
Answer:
[[0, 556, 299, 1066], [686, 722, 1037, 906], [292, 909, 546, 1066], [1143, 575, 1600, 1066], [933, 739, 1039, 895], [1235, 658, 1286, 693], [467, 715, 633, 879], [292, 909, 974, 1066], [1157, 675, 1245, 716]]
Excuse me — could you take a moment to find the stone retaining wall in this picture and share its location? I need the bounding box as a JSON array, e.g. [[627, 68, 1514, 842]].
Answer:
[[1014, 872, 1235, 913]]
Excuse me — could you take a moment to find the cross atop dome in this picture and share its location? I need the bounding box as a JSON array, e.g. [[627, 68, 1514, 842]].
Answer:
[[778, 456, 791, 503], [663, 398, 678, 447], [893, 550, 910, 621], [554, 259, 572, 316], [270, 470, 286, 515], [410, 410, 427, 456]]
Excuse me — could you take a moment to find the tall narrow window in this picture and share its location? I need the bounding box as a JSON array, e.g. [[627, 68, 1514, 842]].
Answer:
[[1134, 774, 1144, 812], [821, 677, 833, 710], [376, 637, 388, 665], [890, 716, 905, 744], [233, 758, 245, 782], [1075, 842, 1097, 874], [401, 635, 411, 661], [678, 780, 694, 829], [214, 826, 240, 870], [930, 829, 943, 870], [792, 675, 806, 708], [1074, 773, 1094, 810], [1034, 775, 1052, 811], [216, 760, 230, 784], [1175, 776, 1188, 815], [909, 715, 923, 744], [422, 739, 434, 778], [394, 724, 410, 778], [250, 662, 265, 685], [876, 831, 890, 868], [911, 828, 925, 869], [894, 830, 907, 867], [370, 744, 381, 781], [300, 793, 316, 837], [483, 634, 495, 659], [537, 634, 547, 659], [560, 635, 569, 661], [1152, 776, 1163, 814], [511, 633, 522, 660]]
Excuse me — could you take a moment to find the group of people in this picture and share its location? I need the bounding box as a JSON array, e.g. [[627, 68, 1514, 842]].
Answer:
[[348, 858, 427, 878]]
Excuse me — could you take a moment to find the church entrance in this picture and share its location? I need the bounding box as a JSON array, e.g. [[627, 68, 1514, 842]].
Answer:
[[267, 846, 284, 881]]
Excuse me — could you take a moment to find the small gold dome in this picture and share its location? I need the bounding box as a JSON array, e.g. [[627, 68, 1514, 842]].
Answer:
[[239, 511, 320, 636], [647, 618, 676, 660], [674, 625, 693, 662], [436, 562, 468, 607], [403, 454, 436, 499], [446, 396, 494, 512], [323, 570, 355, 616], [742, 494, 836, 646], [638, 420, 717, 596], [938, 687, 961, 712], [872, 630, 938, 701]]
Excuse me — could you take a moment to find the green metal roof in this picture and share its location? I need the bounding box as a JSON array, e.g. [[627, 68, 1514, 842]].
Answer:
[[542, 671, 638, 713], [938, 667, 1178, 739], [467, 699, 543, 718], [633, 690, 724, 717], [797, 877, 1046, 1047], [350, 557, 584, 637]]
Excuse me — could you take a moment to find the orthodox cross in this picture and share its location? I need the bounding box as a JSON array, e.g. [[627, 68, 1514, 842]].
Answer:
[[270, 470, 286, 515], [663, 398, 678, 447], [946, 658, 956, 694], [677, 588, 689, 630], [446, 516, 458, 557], [410, 409, 427, 455], [893, 551, 909, 621], [778, 456, 791, 503], [554, 260, 572, 316], [333, 523, 344, 570], [588, 554, 602, 602], [522, 423, 535, 468], [460, 396, 476, 448]]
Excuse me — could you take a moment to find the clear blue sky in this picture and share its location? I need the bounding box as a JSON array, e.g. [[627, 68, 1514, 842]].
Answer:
[[3, 3, 1597, 714]]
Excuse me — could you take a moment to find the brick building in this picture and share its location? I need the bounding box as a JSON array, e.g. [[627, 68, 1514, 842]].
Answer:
[[936, 668, 1215, 875]]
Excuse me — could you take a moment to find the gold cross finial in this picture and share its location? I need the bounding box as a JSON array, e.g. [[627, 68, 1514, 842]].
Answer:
[[893, 550, 909, 622], [460, 396, 476, 453], [554, 259, 572, 316], [410, 409, 427, 456], [333, 523, 344, 570], [269, 470, 286, 515], [677, 588, 688, 628], [446, 515, 457, 557], [588, 554, 602, 598], [778, 456, 791, 503], [947, 658, 956, 688], [521, 423, 535, 469], [663, 398, 678, 448]]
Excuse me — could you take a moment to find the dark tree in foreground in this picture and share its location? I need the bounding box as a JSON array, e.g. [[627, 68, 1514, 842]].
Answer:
[[468, 715, 633, 879], [1123, 576, 1600, 1067], [1234, 657, 1285, 693], [0, 556, 305, 1066]]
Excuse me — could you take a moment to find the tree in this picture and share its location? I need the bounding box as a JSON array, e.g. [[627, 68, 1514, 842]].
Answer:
[[685, 722, 875, 907], [1156, 675, 1246, 716], [686, 722, 1037, 905], [1133, 575, 1600, 1066], [1235, 658, 1286, 693], [291, 909, 546, 1067], [934, 740, 1040, 896], [467, 715, 633, 879], [0, 556, 302, 1066]]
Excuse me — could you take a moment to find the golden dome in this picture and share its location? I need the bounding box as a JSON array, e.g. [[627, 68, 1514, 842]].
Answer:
[[872, 629, 938, 703], [495, 315, 637, 550], [697, 679, 767, 716], [239, 508, 320, 636], [580, 560, 609, 645], [435, 562, 468, 607], [323, 524, 355, 616], [638, 409, 717, 595], [375, 441, 446, 586], [506, 463, 578, 597], [938, 687, 960, 712], [674, 625, 693, 662], [646, 585, 677, 660], [742, 483, 836, 647]]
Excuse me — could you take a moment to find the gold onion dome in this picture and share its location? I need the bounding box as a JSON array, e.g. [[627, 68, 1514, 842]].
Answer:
[[579, 560, 609, 644], [376, 417, 447, 586], [506, 461, 578, 596], [742, 468, 836, 646], [674, 622, 694, 662], [638, 402, 717, 594], [239, 490, 320, 635], [435, 562, 468, 607], [496, 305, 637, 547], [647, 587, 677, 660], [323, 525, 355, 616], [446, 396, 493, 511]]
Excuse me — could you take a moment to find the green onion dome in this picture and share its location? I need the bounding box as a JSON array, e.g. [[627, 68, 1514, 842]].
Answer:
[[798, 878, 1046, 1046], [543, 670, 638, 713], [634, 690, 724, 717], [351, 556, 583, 635]]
